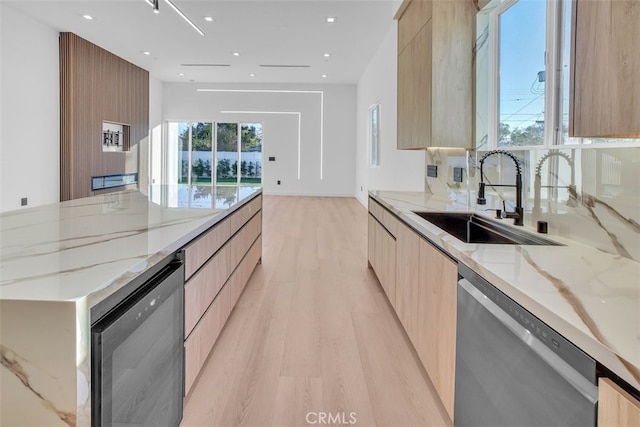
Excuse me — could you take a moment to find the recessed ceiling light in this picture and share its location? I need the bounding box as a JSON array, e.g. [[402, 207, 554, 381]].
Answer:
[[323, 53, 331, 58], [204, 16, 213, 22], [232, 52, 240, 56], [82, 14, 94, 20], [326, 16, 337, 23], [142, 51, 151, 55], [249, 73, 256, 77], [179, 73, 185, 76], [322, 74, 328, 78]]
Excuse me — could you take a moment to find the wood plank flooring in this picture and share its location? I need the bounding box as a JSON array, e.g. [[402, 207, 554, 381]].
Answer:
[[181, 196, 452, 427]]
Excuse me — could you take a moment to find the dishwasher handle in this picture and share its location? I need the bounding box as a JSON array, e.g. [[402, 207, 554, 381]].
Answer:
[[458, 278, 598, 405]]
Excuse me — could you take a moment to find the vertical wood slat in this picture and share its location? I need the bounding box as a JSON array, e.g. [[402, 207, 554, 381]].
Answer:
[[59, 32, 149, 201]]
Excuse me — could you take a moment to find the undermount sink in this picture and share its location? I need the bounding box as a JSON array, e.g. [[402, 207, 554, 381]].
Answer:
[[412, 212, 562, 246]]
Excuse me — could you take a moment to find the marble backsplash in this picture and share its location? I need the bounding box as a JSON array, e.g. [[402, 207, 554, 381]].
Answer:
[[425, 146, 640, 262]]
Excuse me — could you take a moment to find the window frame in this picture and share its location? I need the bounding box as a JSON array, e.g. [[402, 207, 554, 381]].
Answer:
[[482, 0, 640, 150], [369, 103, 381, 167]]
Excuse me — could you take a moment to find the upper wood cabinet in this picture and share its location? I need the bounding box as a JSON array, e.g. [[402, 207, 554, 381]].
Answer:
[[396, 0, 475, 149], [570, 0, 640, 138], [598, 378, 640, 427]]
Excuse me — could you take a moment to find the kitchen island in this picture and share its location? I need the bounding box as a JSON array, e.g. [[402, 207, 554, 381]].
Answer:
[[0, 185, 262, 426], [368, 190, 640, 417]]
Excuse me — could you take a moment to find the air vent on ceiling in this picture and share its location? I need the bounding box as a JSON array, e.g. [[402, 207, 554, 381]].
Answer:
[[181, 64, 231, 67], [259, 64, 311, 68]]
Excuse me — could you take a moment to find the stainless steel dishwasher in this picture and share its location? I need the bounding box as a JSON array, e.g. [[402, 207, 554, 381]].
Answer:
[[454, 263, 598, 427]]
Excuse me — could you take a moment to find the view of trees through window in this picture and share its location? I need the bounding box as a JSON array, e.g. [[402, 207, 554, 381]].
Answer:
[[173, 121, 262, 186]]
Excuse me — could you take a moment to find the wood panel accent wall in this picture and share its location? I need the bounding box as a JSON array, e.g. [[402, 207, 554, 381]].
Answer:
[[59, 32, 149, 201]]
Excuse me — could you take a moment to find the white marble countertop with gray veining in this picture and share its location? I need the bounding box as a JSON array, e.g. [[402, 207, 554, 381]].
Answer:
[[0, 185, 262, 307], [369, 190, 640, 392]]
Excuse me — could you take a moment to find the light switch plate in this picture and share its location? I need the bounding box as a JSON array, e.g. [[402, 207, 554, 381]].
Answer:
[[453, 167, 464, 183], [427, 165, 438, 178]]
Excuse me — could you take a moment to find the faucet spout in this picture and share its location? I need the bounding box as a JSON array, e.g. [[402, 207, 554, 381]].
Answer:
[[477, 150, 524, 226]]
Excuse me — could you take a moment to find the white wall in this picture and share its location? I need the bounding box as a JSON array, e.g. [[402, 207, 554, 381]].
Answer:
[[162, 83, 356, 197], [0, 4, 59, 212], [354, 22, 425, 207], [143, 74, 163, 192]]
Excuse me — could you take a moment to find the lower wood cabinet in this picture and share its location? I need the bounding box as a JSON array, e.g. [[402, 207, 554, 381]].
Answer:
[[182, 194, 262, 395], [368, 197, 458, 421], [368, 214, 397, 307], [395, 223, 421, 345], [598, 377, 640, 427], [417, 237, 457, 420]]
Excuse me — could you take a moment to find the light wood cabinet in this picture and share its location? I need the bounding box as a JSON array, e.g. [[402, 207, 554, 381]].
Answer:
[[397, 0, 433, 58], [396, 0, 474, 149], [598, 378, 640, 427], [570, 0, 640, 138], [368, 215, 397, 307], [183, 194, 262, 395], [417, 237, 457, 420], [368, 197, 458, 420], [395, 222, 421, 347]]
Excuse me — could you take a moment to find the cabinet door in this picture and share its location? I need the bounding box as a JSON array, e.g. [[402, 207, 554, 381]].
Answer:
[[397, 0, 433, 54], [598, 378, 640, 427], [397, 20, 431, 150], [417, 238, 457, 420], [431, 0, 474, 148], [395, 223, 421, 347], [368, 215, 397, 307], [397, 44, 413, 150], [411, 21, 432, 149], [570, 0, 640, 137]]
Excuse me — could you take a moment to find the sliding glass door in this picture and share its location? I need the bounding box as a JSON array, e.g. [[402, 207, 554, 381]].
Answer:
[[240, 123, 262, 185], [216, 122, 262, 186], [167, 121, 262, 187], [216, 123, 239, 186]]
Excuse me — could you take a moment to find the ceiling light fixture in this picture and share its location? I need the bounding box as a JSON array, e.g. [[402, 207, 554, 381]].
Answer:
[[322, 74, 327, 78], [179, 73, 185, 76], [142, 51, 151, 55], [153, 0, 160, 14], [323, 53, 331, 58], [164, 0, 205, 36], [233, 52, 240, 56], [326, 16, 337, 23], [204, 16, 213, 22], [249, 73, 256, 77], [82, 14, 94, 20]]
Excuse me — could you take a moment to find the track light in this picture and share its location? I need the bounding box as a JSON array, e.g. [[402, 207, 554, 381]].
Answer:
[[144, 0, 204, 36], [164, 0, 205, 36]]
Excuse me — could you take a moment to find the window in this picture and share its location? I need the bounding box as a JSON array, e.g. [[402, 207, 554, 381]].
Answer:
[[166, 121, 262, 187], [476, 0, 639, 149], [369, 103, 380, 166]]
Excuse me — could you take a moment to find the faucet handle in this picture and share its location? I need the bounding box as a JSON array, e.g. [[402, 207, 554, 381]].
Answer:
[[477, 182, 487, 205]]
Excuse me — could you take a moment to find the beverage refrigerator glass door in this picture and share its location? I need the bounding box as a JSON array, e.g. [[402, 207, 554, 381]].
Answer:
[[92, 259, 184, 427], [454, 263, 597, 427]]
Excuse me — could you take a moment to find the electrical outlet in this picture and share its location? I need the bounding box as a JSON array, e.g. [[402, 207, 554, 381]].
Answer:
[[427, 165, 438, 178], [269, 156, 276, 161], [453, 167, 464, 183], [277, 180, 281, 185], [21, 197, 28, 206]]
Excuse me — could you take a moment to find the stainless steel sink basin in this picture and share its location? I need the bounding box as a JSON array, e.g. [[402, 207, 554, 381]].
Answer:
[[412, 211, 562, 246]]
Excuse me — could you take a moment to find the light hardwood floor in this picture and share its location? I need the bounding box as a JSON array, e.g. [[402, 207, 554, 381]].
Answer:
[[181, 196, 452, 427]]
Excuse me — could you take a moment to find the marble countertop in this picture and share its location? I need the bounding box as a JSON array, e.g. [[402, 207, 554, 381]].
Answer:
[[0, 185, 262, 307], [369, 190, 640, 392]]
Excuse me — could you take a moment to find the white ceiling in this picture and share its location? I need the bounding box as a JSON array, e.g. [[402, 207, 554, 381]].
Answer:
[[3, 0, 397, 84]]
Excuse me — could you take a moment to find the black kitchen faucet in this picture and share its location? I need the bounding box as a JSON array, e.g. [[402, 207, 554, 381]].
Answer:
[[476, 150, 524, 226]]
